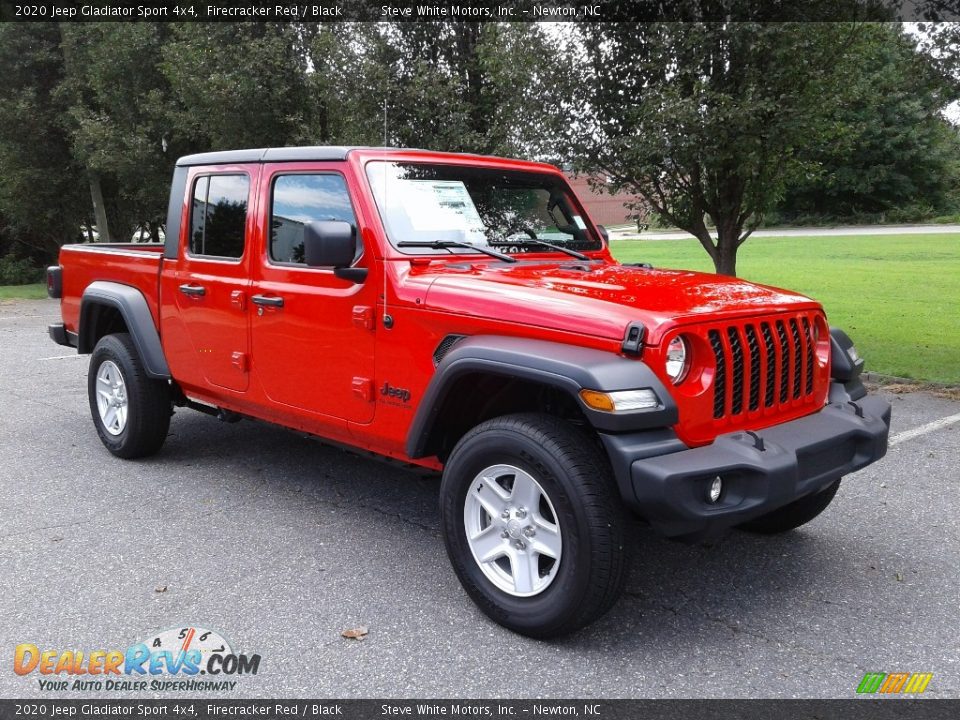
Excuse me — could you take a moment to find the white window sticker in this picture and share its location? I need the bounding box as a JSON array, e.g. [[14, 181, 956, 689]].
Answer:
[[399, 180, 486, 242], [572, 215, 587, 230]]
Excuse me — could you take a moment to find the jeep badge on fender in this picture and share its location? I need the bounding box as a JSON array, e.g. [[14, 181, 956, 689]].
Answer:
[[380, 382, 411, 403], [46, 147, 891, 638]]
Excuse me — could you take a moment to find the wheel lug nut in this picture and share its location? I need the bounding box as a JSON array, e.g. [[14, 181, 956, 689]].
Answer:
[[516, 507, 527, 519], [500, 530, 509, 539], [524, 527, 535, 538], [515, 540, 526, 550], [501, 510, 510, 520]]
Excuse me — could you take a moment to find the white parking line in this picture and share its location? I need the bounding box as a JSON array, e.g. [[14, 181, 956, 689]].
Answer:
[[889, 412, 960, 447], [38, 354, 84, 361]]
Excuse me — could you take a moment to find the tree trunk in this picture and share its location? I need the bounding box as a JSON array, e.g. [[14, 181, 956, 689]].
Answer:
[[88, 173, 111, 243], [714, 222, 741, 277]]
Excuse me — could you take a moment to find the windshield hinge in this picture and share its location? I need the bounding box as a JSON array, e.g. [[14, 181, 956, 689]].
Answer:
[[621, 322, 646, 356]]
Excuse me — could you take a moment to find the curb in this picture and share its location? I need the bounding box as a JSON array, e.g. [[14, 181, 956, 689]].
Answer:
[[863, 372, 960, 392]]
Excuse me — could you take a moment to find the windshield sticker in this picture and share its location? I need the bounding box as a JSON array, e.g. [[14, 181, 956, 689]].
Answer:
[[572, 215, 587, 230], [402, 180, 487, 241]]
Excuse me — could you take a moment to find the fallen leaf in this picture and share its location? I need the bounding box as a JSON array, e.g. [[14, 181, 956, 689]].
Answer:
[[154, 585, 168, 593], [894, 572, 903, 582], [341, 626, 368, 641]]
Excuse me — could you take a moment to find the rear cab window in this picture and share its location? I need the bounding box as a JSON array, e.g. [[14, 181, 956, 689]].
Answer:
[[189, 174, 250, 260]]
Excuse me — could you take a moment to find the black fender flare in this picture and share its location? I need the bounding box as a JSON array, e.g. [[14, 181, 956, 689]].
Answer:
[[78, 281, 170, 379], [829, 327, 866, 400], [406, 335, 677, 458], [829, 327, 865, 382]]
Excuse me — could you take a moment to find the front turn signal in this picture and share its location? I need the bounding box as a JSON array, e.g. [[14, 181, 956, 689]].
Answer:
[[579, 388, 659, 413]]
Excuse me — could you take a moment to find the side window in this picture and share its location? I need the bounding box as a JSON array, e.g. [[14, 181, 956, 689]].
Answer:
[[189, 174, 249, 259], [270, 174, 356, 265]]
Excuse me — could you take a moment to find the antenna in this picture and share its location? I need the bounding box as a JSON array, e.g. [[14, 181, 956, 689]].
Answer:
[[382, 96, 393, 329]]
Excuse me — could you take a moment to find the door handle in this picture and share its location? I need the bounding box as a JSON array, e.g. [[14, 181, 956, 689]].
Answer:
[[179, 283, 206, 297], [251, 294, 284, 308]]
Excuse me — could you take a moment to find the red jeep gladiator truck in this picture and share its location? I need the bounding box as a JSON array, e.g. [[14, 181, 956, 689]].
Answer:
[[47, 147, 890, 637]]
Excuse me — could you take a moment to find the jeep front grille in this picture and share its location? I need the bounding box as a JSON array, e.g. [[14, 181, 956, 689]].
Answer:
[[707, 312, 820, 422]]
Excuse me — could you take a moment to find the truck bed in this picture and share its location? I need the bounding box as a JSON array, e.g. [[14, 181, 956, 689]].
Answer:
[[58, 243, 165, 338]]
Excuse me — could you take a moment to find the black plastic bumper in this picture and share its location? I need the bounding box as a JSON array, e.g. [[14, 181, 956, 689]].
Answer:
[[603, 388, 891, 539], [47, 323, 75, 348]]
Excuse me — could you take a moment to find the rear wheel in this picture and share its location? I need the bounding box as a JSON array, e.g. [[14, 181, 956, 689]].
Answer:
[[88, 333, 170, 458], [440, 413, 628, 638], [738, 479, 841, 534]]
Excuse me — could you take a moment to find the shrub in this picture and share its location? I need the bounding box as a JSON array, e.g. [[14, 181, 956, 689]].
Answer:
[[0, 254, 44, 285]]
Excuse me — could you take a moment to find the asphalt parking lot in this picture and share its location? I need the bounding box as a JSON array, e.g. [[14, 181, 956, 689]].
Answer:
[[1, 298, 958, 699]]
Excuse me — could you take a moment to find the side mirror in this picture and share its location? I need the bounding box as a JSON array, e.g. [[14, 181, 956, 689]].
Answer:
[[303, 221, 366, 282], [596, 224, 610, 242]]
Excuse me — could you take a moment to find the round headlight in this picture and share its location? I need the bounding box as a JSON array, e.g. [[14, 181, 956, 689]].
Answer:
[[665, 336, 690, 384]]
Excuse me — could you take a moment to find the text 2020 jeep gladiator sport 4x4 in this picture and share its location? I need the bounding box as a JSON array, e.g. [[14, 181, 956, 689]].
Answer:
[[47, 147, 891, 637]]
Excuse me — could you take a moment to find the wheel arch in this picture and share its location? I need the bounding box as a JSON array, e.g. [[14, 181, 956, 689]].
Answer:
[[406, 336, 677, 460], [78, 281, 170, 379]]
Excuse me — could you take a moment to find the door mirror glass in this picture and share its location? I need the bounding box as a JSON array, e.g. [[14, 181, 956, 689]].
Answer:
[[303, 221, 357, 268]]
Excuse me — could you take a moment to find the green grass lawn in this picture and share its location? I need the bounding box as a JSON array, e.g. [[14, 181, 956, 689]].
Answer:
[[0, 283, 47, 300], [611, 233, 960, 385]]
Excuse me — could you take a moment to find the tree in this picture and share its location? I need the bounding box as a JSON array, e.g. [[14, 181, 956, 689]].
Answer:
[[778, 24, 960, 220], [161, 23, 309, 150], [58, 23, 178, 242], [571, 23, 875, 276], [311, 23, 571, 159], [0, 23, 88, 256]]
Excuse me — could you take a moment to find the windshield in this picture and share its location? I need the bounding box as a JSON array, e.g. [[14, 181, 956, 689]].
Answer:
[[366, 161, 603, 255]]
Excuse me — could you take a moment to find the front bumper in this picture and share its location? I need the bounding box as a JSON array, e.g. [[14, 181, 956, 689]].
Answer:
[[602, 387, 891, 539]]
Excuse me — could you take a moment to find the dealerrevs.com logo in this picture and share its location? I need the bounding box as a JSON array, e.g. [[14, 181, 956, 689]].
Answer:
[[14, 626, 261, 692]]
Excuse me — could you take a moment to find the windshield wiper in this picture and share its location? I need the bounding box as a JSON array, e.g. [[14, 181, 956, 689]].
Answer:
[[396, 241, 517, 263], [498, 239, 590, 261]]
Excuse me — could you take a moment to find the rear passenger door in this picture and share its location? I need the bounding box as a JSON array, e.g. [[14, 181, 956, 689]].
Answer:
[[165, 168, 256, 393], [250, 164, 376, 423]]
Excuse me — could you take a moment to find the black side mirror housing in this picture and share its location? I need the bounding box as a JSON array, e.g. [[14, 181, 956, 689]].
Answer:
[[597, 224, 610, 242], [303, 221, 366, 282]]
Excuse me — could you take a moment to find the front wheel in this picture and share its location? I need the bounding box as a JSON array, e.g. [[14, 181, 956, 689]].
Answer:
[[737, 479, 841, 534], [439, 413, 628, 638], [88, 333, 171, 459]]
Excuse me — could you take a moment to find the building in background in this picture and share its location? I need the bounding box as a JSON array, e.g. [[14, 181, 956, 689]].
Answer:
[[564, 173, 650, 228]]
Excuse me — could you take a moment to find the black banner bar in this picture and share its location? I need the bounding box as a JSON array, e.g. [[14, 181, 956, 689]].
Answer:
[[1, 700, 960, 720], [0, 0, 958, 23]]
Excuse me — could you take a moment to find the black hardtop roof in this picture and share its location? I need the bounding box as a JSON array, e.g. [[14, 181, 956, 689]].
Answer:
[[176, 146, 358, 166], [174, 146, 557, 170]]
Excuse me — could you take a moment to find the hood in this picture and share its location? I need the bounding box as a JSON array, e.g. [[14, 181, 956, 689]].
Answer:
[[417, 260, 821, 345]]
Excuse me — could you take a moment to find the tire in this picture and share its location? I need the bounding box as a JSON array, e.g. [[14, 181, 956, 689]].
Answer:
[[440, 413, 628, 638], [737, 479, 841, 534], [88, 333, 170, 459]]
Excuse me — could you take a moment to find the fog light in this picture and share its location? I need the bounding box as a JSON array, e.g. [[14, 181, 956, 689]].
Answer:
[[708, 476, 723, 503]]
